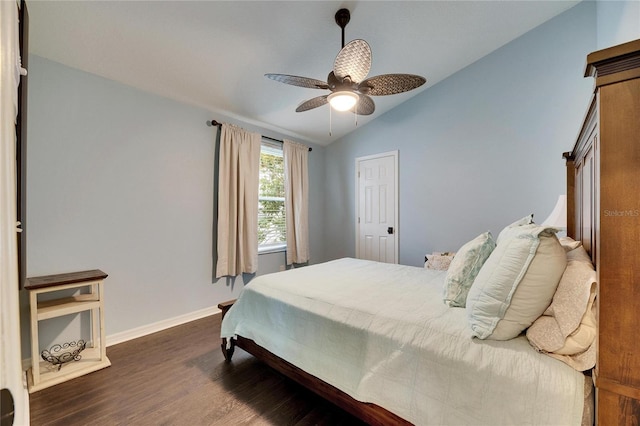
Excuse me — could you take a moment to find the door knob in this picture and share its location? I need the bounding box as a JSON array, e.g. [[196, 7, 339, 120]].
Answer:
[[387, 227, 394, 235]]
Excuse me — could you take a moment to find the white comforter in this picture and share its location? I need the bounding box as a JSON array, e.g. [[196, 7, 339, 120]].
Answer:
[[221, 258, 585, 425]]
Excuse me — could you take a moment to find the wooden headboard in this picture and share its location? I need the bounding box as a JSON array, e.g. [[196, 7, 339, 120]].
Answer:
[[566, 38, 640, 423]]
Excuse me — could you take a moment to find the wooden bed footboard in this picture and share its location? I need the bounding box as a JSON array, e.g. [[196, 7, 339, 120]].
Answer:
[[217, 300, 411, 425]]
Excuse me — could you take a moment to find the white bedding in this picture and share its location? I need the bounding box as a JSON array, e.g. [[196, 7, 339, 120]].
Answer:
[[221, 258, 585, 425]]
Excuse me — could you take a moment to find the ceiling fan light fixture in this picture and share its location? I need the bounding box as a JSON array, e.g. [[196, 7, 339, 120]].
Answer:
[[328, 91, 358, 111]]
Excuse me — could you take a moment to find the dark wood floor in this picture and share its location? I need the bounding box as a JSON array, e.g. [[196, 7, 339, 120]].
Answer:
[[29, 314, 366, 425]]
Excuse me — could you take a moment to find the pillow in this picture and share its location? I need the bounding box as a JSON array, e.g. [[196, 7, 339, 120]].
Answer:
[[558, 236, 582, 252], [443, 232, 495, 308], [526, 248, 596, 371], [566, 244, 593, 264], [496, 214, 534, 244], [466, 224, 566, 340], [425, 252, 455, 271]]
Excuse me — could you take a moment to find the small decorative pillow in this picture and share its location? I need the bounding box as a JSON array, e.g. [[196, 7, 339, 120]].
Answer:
[[466, 224, 566, 340], [496, 214, 534, 244], [443, 232, 495, 308], [425, 252, 455, 271]]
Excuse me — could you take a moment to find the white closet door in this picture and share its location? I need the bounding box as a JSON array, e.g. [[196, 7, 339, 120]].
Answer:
[[355, 151, 398, 264]]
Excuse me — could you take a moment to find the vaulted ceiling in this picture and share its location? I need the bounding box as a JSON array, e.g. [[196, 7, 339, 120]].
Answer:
[[27, 1, 580, 145]]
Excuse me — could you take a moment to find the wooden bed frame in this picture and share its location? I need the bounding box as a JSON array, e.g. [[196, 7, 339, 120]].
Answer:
[[567, 38, 640, 423], [217, 301, 410, 425], [219, 39, 640, 425]]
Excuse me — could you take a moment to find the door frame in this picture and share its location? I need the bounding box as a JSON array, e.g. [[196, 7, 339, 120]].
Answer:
[[354, 150, 399, 263], [1, 1, 30, 424]]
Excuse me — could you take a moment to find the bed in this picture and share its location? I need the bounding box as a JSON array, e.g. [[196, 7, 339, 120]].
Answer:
[[219, 39, 640, 424], [221, 257, 589, 425]]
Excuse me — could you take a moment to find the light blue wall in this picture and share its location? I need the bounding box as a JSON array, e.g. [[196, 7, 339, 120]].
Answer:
[[23, 55, 325, 353], [323, 2, 597, 266], [597, 0, 640, 49], [23, 0, 632, 353]]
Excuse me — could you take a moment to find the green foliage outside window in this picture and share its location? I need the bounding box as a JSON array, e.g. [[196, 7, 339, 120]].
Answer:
[[258, 148, 286, 246]]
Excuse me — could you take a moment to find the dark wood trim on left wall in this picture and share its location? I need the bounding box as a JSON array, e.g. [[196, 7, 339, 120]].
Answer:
[[16, 0, 29, 289]]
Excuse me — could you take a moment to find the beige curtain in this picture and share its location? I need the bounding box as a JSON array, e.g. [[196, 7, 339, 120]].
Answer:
[[284, 140, 309, 264], [216, 123, 261, 278]]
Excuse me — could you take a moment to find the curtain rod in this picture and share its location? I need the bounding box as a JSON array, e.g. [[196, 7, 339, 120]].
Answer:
[[207, 120, 312, 152]]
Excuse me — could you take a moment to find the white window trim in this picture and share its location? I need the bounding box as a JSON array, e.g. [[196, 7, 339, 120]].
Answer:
[[258, 243, 287, 255], [258, 139, 286, 251]]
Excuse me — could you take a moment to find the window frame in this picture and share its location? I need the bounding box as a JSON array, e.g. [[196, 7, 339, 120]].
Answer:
[[257, 139, 287, 254]]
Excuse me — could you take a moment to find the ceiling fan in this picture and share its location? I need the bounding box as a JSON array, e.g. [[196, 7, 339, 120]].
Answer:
[[265, 8, 426, 116]]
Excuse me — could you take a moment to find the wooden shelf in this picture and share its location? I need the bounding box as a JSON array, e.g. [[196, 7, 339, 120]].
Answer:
[[26, 347, 111, 393], [26, 270, 110, 393], [37, 296, 101, 320]]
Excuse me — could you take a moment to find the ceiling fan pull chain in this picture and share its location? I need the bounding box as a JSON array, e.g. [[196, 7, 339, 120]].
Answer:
[[355, 103, 358, 127], [329, 105, 332, 136]]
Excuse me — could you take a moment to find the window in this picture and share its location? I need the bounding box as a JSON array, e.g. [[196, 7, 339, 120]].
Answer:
[[258, 141, 286, 252]]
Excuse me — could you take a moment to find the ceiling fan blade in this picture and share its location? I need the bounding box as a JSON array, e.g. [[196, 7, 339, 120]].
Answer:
[[353, 95, 375, 115], [358, 74, 426, 96], [265, 74, 329, 89], [333, 39, 371, 83], [296, 95, 329, 112]]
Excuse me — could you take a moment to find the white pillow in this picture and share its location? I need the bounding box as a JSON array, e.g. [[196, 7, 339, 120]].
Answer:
[[466, 224, 566, 340], [496, 214, 534, 244], [443, 232, 495, 308]]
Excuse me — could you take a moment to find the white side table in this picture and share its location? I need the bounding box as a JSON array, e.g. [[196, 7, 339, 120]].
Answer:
[[25, 269, 111, 393]]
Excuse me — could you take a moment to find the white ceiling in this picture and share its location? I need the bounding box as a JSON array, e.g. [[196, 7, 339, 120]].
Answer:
[[26, 1, 580, 146]]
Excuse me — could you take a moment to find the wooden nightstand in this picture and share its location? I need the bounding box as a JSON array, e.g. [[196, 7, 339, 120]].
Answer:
[[25, 270, 111, 393]]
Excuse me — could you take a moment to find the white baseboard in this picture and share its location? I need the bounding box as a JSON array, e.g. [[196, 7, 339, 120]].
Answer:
[[106, 306, 221, 347]]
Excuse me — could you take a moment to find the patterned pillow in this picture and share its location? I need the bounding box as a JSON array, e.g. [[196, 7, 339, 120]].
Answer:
[[425, 252, 455, 271], [443, 232, 495, 308]]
